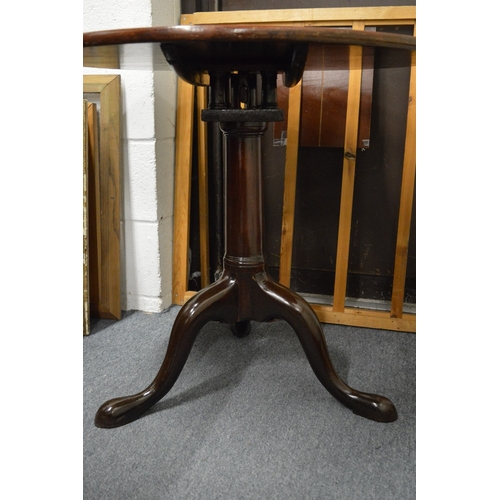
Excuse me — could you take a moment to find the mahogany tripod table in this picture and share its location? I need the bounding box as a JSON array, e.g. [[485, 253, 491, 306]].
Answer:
[[84, 25, 416, 428]]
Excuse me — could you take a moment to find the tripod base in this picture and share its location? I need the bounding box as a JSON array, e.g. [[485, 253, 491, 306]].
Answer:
[[95, 260, 397, 428]]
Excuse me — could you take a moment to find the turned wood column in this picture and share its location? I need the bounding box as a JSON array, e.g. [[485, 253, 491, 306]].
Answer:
[[221, 121, 267, 264]]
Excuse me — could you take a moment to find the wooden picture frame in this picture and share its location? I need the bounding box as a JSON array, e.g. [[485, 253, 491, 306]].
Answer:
[[83, 74, 121, 320]]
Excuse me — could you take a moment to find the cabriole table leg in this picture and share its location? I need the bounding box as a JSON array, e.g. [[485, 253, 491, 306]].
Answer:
[[94, 70, 397, 428]]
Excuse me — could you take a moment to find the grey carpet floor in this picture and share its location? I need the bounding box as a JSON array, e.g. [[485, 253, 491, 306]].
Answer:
[[84, 307, 415, 500]]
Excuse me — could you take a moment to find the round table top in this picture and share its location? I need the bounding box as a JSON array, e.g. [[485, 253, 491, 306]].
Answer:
[[84, 24, 415, 50], [83, 25, 416, 84]]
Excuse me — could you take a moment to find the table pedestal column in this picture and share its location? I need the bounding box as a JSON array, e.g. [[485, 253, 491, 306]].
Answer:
[[94, 112, 397, 429]]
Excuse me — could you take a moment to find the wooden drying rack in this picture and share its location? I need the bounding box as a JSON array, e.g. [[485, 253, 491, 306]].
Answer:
[[171, 6, 416, 333]]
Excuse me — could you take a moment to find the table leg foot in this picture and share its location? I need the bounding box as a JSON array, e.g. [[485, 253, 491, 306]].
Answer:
[[94, 276, 237, 428], [94, 266, 396, 427], [255, 274, 398, 423], [231, 320, 251, 338]]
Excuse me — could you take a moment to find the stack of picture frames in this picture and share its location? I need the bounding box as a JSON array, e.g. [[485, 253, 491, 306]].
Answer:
[[172, 6, 416, 333], [83, 75, 122, 333]]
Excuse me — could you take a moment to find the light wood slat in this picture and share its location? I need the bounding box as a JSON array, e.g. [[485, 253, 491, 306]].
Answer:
[[391, 32, 416, 318], [172, 78, 195, 305], [188, 6, 416, 25], [332, 21, 365, 312], [183, 291, 198, 302], [312, 304, 416, 332], [301, 20, 415, 27], [197, 86, 210, 289], [181, 289, 416, 332], [279, 80, 302, 287]]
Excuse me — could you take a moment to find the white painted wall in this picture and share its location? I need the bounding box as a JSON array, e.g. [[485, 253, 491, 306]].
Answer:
[[83, 0, 181, 312]]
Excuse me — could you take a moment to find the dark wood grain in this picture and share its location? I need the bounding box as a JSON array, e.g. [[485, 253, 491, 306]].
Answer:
[[83, 25, 415, 84], [84, 24, 415, 50]]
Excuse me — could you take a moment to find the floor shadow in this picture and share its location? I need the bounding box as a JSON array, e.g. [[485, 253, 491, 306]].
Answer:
[[144, 370, 242, 417]]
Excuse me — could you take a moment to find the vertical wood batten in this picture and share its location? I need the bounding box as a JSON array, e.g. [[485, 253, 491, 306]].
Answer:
[[172, 78, 195, 305], [197, 86, 210, 289], [190, 7, 417, 25], [391, 26, 416, 318], [279, 80, 302, 287], [332, 21, 365, 312]]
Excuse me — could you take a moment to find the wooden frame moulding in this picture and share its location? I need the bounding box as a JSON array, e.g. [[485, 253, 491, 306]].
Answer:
[[172, 8, 416, 332], [83, 74, 121, 320]]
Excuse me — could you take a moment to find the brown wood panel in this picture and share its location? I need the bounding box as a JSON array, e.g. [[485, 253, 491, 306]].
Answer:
[[298, 44, 374, 148], [273, 44, 373, 149]]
